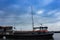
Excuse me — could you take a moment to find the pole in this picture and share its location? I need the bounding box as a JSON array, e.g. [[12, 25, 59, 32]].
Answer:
[[31, 6, 34, 31]]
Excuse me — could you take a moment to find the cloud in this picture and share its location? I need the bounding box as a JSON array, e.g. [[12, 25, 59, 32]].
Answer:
[[44, 22, 60, 31], [15, 13, 60, 31], [0, 10, 5, 15], [36, 10, 45, 15], [54, 11, 60, 17], [46, 9, 60, 20], [44, 10, 60, 31], [0, 14, 16, 25], [0, 9, 60, 31], [47, 10, 58, 16], [43, 0, 54, 6]]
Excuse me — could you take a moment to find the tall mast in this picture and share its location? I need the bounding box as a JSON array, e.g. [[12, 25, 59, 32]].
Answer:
[[31, 6, 34, 31]]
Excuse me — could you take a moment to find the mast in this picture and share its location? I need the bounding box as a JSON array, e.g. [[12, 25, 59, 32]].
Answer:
[[31, 6, 34, 31]]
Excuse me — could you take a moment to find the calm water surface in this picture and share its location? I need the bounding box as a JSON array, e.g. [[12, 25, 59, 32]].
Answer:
[[0, 33, 60, 40], [53, 33, 60, 40]]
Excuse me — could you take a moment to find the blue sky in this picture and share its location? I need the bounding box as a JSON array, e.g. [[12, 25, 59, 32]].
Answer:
[[0, 0, 60, 31]]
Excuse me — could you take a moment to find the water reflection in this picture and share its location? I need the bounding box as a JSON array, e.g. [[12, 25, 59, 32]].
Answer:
[[0, 38, 54, 40]]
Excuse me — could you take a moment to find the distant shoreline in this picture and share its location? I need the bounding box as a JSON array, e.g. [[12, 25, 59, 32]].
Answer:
[[51, 31, 60, 33]]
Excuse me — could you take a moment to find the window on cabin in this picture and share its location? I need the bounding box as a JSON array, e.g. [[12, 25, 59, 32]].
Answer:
[[42, 28, 47, 30]]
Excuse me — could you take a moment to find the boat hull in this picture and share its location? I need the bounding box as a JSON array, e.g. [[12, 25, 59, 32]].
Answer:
[[14, 32, 54, 39], [0, 32, 54, 39]]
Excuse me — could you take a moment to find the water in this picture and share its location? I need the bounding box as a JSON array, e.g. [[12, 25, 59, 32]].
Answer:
[[0, 33, 60, 40], [53, 33, 60, 40]]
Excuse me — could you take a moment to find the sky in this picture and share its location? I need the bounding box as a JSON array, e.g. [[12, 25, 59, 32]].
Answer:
[[0, 0, 60, 31]]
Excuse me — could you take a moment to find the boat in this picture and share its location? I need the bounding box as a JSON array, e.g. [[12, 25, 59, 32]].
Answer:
[[14, 24, 54, 39], [0, 24, 54, 39]]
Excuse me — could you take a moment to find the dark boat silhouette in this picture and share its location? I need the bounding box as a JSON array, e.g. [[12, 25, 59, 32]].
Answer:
[[14, 24, 54, 39], [0, 25, 54, 39]]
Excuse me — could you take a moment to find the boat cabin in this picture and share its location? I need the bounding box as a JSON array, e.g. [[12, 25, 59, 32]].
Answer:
[[33, 27, 48, 32], [0, 26, 13, 35]]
